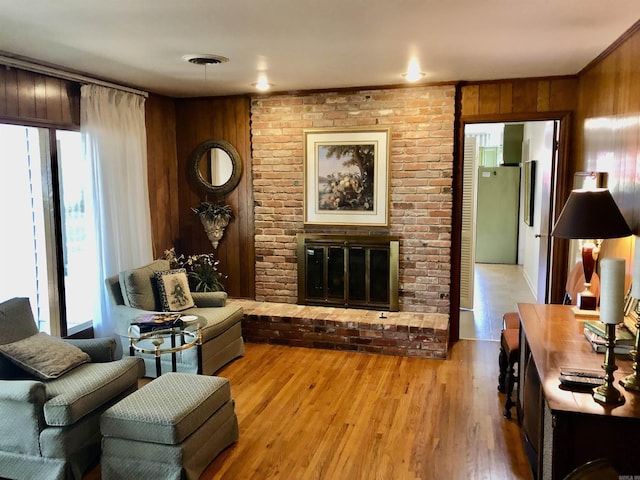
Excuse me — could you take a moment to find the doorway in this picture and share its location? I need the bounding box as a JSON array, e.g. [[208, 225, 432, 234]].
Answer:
[[459, 120, 557, 340]]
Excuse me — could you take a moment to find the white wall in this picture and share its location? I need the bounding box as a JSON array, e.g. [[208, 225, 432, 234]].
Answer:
[[520, 121, 554, 298]]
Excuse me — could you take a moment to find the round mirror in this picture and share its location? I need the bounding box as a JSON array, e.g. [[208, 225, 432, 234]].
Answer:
[[199, 148, 233, 186], [189, 139, 242, 195]]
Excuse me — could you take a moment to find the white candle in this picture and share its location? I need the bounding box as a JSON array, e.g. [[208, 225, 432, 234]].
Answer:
[[632, 236, 640, 299], [600, 258, 626, 324]]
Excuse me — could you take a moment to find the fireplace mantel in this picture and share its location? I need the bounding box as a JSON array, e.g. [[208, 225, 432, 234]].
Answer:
[[296, 234, 399, 311]]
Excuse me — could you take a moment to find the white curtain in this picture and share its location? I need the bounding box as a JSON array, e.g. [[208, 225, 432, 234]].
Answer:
[[81, 84, 153, 341]]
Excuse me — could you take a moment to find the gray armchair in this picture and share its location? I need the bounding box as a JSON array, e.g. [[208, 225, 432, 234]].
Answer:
[[0, 297, 145, 480], [106, 259, 245, 378]]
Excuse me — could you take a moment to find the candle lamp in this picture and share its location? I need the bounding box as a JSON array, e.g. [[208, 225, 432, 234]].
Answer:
[[593, 258, 626, 405]]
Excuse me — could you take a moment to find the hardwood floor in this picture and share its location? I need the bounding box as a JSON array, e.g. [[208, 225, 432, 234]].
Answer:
[[85, 332, 533, 479], [459, 264, 535, 341], [83, 268, 537, 479], [198, 341, 532, 480]]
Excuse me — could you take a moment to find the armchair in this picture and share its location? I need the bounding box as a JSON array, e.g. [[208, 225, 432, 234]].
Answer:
[[0, 297, 144, 480], [105, 259, 245, 378]]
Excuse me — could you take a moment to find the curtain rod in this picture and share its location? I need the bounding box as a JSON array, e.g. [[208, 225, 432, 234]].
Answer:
[[0, 54, 149, 98]]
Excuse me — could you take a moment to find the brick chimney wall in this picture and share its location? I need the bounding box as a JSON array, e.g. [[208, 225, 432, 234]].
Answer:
[[250, 85, 455, 314]]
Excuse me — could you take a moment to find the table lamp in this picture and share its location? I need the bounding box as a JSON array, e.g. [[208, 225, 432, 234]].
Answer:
[[551, 188, 632, 310]]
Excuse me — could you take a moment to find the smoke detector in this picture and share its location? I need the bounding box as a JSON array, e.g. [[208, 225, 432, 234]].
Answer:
[[182, 54, 229, 65]]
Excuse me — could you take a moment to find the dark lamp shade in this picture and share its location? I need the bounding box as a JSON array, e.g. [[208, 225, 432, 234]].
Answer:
[[551, 188, 631, 240]]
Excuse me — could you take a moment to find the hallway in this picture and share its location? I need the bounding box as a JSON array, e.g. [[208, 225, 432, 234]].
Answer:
[[459, 263, 536, 341]]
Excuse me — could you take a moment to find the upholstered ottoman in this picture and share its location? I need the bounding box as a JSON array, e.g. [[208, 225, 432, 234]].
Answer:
[[100, 372, 238, 480]]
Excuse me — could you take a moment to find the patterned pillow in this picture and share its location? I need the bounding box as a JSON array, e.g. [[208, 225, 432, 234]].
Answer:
[[0, 332, 91, 380], [154, 269, 196, 312]]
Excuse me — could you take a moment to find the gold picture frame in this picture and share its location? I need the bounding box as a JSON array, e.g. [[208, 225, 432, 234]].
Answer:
[[303, 127, 390, 226]]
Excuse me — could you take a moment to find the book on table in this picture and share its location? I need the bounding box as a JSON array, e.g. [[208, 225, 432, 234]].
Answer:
[[132, 313, 183, 333], [583, 325, 634, 355], [583, 321, 635, 344]]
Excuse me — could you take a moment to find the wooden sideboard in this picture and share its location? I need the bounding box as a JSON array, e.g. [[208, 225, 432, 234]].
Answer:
[[516, 303, 640, 479]]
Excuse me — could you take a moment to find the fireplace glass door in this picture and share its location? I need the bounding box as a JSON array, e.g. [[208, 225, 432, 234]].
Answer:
[[298, 234, 399, 311]]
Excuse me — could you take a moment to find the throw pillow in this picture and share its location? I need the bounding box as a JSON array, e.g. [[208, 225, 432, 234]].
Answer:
[[0, 332, 91, 380], [119, 259, 171, 311], [0, 297, 40, 380], [190, 291, 227, 307], [155, 269, 196, 312]]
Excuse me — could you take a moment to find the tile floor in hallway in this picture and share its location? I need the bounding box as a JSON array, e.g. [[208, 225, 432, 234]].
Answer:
[[459, 263, 536, 341]]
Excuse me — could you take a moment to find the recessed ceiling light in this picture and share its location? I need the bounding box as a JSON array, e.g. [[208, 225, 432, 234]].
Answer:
[[402, 71, 426, 82], [402, 59, 426, 82], [182, 54, 229, 65], [252, 75, 272, 91]]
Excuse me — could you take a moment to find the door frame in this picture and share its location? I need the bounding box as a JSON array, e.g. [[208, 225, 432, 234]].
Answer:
[[450, 111, 573, 342]]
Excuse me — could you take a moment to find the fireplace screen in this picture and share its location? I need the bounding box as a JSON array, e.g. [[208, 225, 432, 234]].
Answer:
[[297, 234, 399, 311]]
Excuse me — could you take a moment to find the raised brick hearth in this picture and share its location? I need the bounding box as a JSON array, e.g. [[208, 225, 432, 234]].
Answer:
[[231, 299, 449, 359]]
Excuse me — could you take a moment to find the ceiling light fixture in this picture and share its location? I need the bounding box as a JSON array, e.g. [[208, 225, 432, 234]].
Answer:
[[252, 75, 272, 92], [402, 59, 425, 83]]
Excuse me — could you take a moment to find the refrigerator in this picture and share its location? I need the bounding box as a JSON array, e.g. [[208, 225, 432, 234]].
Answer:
[[475, 166, 520, 264]]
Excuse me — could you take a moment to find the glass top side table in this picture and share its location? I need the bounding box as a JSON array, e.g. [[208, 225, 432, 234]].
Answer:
[[127, 325, 203, 377]]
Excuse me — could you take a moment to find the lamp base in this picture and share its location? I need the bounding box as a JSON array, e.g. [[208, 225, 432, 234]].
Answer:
[[593, 382, 625, 405], [577, 291, 597, 310], [620, 372, 640, 392], [620, 311, 640, 392], [592, 323, 625, 406]]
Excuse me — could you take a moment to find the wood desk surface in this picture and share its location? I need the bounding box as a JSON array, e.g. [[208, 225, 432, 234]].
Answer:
[[517, 302, 640, 418]]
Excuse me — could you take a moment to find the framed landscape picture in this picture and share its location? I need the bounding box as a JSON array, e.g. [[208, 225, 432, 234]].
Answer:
[[303, 127, 390, 226]]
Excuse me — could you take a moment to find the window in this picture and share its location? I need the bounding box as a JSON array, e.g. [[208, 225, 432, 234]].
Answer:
[[0, 123, 95, 336]]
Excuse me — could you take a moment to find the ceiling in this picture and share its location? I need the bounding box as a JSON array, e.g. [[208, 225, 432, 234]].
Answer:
[[1, 1, 639, 98]]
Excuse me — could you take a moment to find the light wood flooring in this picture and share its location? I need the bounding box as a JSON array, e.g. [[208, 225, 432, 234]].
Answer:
[[205, 341, 531, 479], [85, 341, 531, 480], [85, 264, 536, 479], [459, 264, 536, 341]]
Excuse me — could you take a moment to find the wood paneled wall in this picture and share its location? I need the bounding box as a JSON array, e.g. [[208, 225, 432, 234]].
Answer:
[[460, 77, 578, 117], [575, 24, 640, 235], [173, 96, 254, 298], [574, 23, 640, 270], [145, 94, 180, 258], [0, 66, 79, 128]]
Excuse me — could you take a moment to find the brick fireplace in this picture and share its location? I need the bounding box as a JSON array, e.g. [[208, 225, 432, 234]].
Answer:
[[250, 85, 455, 317], [238, 233, 449, 358]]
